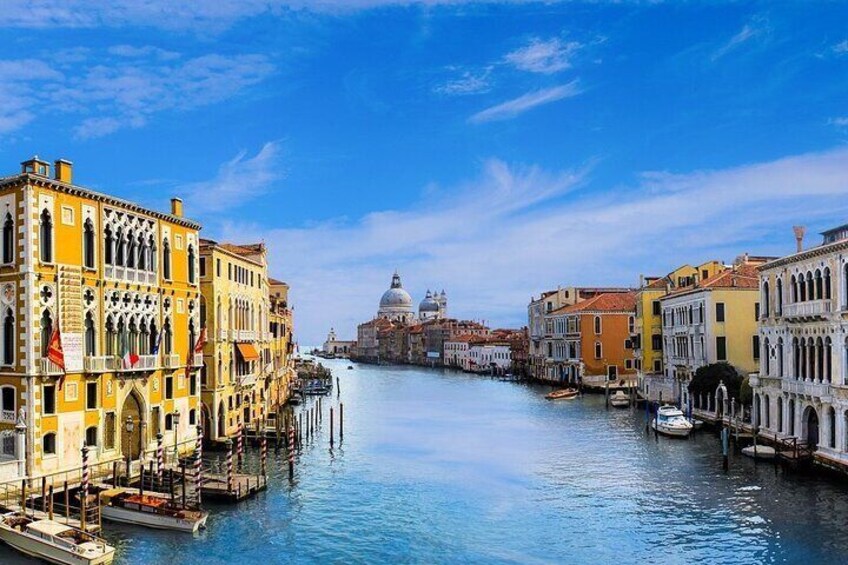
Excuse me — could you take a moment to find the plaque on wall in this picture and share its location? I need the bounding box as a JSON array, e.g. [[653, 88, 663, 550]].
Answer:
[[62, 332, 84, 373]]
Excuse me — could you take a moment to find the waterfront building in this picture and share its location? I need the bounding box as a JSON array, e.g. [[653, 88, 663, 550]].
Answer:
[[751, 224, 848, 466], [198, 239, 283, 444], [468, 338, 512, 374], [407, 324, 425, 364], [0, 156, 202, 480], [656, 255, 770, 406], [268, 278, 294, 415], [634, 261, 725, 401], [353, 318, 392, 363], [418, 289, 447, 321], [322, 328, 355, 357], [444, 334, 473, 370], [547, 292, 638, 388]]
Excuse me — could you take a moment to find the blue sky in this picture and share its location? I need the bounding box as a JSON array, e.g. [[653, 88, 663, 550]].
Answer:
[[3, 1, 848, 344]]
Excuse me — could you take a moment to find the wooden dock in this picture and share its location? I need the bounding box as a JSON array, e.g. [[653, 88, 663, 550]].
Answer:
[[200, 472, 267, 503]]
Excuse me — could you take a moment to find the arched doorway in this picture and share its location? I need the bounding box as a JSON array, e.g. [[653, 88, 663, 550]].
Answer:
[[804, 406, 819, 448], [121, 391, 144, 460], [217, 401, 226, 438], [201, 403, 212, 442]]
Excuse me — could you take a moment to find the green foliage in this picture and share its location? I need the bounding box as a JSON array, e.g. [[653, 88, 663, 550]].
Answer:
[[739, 375, 752, 405], [687, 362, 744, 401]]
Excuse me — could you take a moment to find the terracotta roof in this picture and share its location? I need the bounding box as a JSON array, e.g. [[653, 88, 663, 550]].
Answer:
[[644, 277, 668, 289], [552, 292, 637, 314], [268, 277, 287, 286], [220, 242, 265, 256], [663, 264, 759, 297]]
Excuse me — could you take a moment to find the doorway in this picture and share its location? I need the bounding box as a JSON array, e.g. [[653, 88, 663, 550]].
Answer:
[[121, 391, 143, 459]]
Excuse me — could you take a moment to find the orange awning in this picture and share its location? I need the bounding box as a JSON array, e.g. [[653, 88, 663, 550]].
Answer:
[[236, 343, 260, 362]]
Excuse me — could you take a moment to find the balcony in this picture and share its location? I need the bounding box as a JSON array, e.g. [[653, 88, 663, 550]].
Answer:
[[84, 356, 111, 373], [0, 410, 14, 423], [162, 354, 181, 369], [238, 373, 257, 388], [39, 358, 63, 375], [133, 355, 158, 371], [105, 265, 157, 285], [192, 352, 204, 367], [782, 379, 832, 400], [218, 329, 227, 340], [783, 300, 832, 320]]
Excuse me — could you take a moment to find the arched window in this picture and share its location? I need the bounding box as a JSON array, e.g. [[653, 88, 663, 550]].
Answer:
[[140, 320, 149, 355], [806, 272, 814, 302], [763, 338, 770, 375], [115, 227, 124, 266], [188, 319, 196, 353], [40, 309, 52, 357], [776, 278, 783, 316], [188, 244, 196, 284], [138, 234, 147, 270], [594, 316, 602, 335], [793, 337, 800, 380], [126, 230, 136, 269], [791, 275, 798, 302], [148, 235, 157, 273], [764, 395, 770, 429], [824, 267, 832, 300], [149, 320, 158, 354], [83, 219, 95, 269], [799, 274, 807, 302], [2, 213, 13, 264], [2, 309, 13, 366], [117, 317, 126, 356], [815, 269, 823, 300], [104, 226, 113, 265], [825, 336, 833, 383], [817, 337, 825, 382], [39, 209, 52, 263], [594, 341, 602, 359], [762, 281, 770, 318], [129, 317, 139, 355], [84, 312, 95, 356], [828, 406, 836, 448], [162, 238, 171, 280], [777, 338, 784, 377], [200, 298, 207, 329], [86, 426, 98, 447], [163, 319, 172, 355], [42, 433, 56, 455], [105, 316, 115, 356]]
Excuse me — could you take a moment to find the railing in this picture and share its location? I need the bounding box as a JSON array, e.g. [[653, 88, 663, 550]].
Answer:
[[782, 379, 832, 399], [105, 265, 157, 285], [163, 353, 181, 369], [39, 358, 63, 375], [783, 300, 832, 319], [0, 410, 14, 423], [193, 353, 204, 367], [84, 356, 111, 373], [218, 329, 227, 340], [134, 355, 158, 370], [238, 373, 257, 388]]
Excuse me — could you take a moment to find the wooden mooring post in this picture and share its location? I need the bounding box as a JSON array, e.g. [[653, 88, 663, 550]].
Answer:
[[48, 484, 54, 520], [63, 481, 69, 521], [340, 402, 344, 441], [330, 407, 334, 446]]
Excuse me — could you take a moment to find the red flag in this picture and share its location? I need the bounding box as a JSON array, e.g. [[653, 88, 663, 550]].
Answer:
[[194, 328, 207, 353], [47, 325, 66, 388]]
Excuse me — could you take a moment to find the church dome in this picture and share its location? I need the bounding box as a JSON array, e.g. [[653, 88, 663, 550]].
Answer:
[[419, 290, 440, 313], [379, 272, 413, 310]]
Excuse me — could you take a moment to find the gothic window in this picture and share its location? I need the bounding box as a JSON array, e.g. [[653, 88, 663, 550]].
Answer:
[[815, 269, 823, 300], [163, 319, 172, 355], [149, 235, 157, 273], [826, 336, 833, 383], [138, 234, 147, 271], [2, 308, 13, 365], [116, 227, 125, 266], [40, 309, 52, 357], [189, 319, 196, 352], [162, 238, 171, 280], [104, 226, 113, 265], [83, 219, 95, 269], [2, 213, 13, 264], [129, 317, 139, 355], [140, 320, 149, 355], [762, 281, 770, 318], [105, 316, 115, 356], [149, 320, 158, 354], [117, 317, 127, 354], [84, 312, 95, 356], [188, 244, 196, 284], [126, 230, 136, 269], [791, 275, 798, 302], [776, 278, 783, 315], [806, 272, 814, 302], [777, 338, 784, 377], [824, 267, 832, 300], [39, 209, 52, 263]]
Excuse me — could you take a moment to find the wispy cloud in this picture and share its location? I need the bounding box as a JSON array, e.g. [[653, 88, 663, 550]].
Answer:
[[504, 37, 581, 74], [469, 81, 582, 124], [178, 142, 283, 214], [712, 15, 769, 61], [832, 40, 848, 55], [829, 117, 848, 128], [433, 67, 493, 96], [0, 49, 274, 138]]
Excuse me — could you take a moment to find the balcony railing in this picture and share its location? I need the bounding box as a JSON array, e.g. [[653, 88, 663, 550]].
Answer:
[[105, 265, 157, 285], [163, 354, 181, 369], [783, 300, 832, 320], [192, 352, 204, 367], [782, 379, 832, 399], [218, 329, 227, 340], [39, 358, 63, 375], [134, 355, 158, 371], [84, 356, 111, 373], [0, 410, 14, 423]]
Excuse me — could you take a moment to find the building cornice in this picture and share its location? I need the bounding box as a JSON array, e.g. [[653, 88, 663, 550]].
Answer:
[[0, 173, 202, 230], [760, 239, 848, 270]]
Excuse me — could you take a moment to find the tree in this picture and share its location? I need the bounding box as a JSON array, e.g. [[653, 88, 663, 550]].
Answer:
[[687, 362, 745, 401]]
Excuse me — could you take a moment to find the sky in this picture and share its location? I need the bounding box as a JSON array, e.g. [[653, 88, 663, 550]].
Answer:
[[3, 1, 848, 344]]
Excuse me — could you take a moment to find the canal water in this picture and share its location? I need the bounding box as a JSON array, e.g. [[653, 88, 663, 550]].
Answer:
[[5, 358, 848, 564]]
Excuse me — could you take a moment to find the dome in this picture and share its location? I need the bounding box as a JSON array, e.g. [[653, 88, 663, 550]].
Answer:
[[379, 272, 413, 311], [419, 290, 440, 313]]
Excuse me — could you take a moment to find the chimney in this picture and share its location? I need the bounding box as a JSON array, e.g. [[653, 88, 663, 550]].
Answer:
[[54, 159, 73, 184], [793, 226, 805, 253], [170, 198, 183, 218]]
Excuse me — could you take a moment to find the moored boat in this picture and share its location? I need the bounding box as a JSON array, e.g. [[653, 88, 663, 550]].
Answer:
[[610, 390, 630, 408], [742, 445, 777, 460], [99, 488, 208, 533], [652, 405, 694, 438], [0, 512, 115, 565], [546, 388, 579, 400]]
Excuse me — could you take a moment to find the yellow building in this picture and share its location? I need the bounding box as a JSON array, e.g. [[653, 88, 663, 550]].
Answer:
[[0, 156, 202, 481], [199, 240, 292, 444], [267, 278, 294, 413]]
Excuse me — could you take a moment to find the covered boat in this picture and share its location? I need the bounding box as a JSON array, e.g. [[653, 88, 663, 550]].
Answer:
[[742, 445, 777, 460], [610, 390, 630, 408], [99, 488, 208, 533], [0, 512, 114, 565], [652, 405, 694, 438], [546, 388, 579, 400]]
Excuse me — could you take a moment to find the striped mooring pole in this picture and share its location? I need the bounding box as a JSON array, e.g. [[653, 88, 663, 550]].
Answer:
[[81, 442, 89, 530], [195, 425, 203, 505], [237, 422, 244, 470], [156, 432, 164, 487], [260, 434, 267, 477], [226, 438, 234, 493], [287, 425, 294, 480]]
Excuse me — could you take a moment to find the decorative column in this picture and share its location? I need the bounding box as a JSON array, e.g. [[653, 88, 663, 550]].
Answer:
[[194, 424, 203, 505]]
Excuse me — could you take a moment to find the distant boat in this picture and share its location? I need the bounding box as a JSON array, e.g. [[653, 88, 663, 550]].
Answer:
[[546, 388, 579, 400], [347, 365, 354, 370], [99, 488, 208, 533], [0, 512, 115, 564], [610, 390, 630, 408], [742, 445, 777, 460], [652, 405, 693, 438]]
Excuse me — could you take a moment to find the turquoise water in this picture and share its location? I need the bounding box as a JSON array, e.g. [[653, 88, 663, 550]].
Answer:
[[5, 358, 848, 564]]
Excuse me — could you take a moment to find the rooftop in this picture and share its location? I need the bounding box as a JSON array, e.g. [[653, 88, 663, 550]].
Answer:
[[552, 292, 637, 314]]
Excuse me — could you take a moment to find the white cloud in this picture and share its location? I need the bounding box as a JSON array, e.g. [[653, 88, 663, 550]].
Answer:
[[0, 50, 274, 138], [469, 81, 582, 123], [208, 146, 848, 344], [833, 40, 848, 55], [504, 37, 581, 74], [829, 117, 848, 128], [178, 142, 283, 214], [433, 67, 493, 96], [712, 15, 769, 61]]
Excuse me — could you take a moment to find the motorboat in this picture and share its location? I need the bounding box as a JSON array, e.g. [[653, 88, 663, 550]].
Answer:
[[742, 445, 777, 460], [545, 388, 579, 400], [347, 365, 354, 370], [652, 405, 694, 438], [99, 488, 208, 533], [610, 390, 630, 408], [0, 512, 115, 565], [288, 391, 303, 405]]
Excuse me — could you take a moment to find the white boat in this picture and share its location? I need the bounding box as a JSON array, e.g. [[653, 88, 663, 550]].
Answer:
[[742, 445, 777, 460], [0, 512, 114, 565], [610, 390, 630, 408], [652, 405, 694, 438], [99, 488, 208, 533]]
